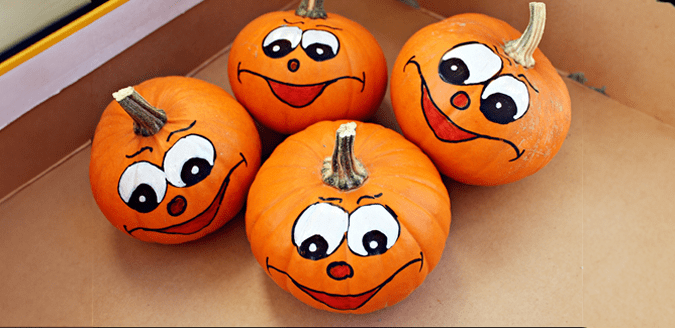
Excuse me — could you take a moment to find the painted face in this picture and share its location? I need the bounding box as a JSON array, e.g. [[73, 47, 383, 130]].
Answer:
[[107, 121, 249, 243], [404, 41, 537, 161], [236, 22, 361, 108], [390, 15, 571, 185], [264, 193, 425, 312], [117, 123, 248, 239], [245, 120, 451, 314], [90, 76, 261, 244], [228, 11, 388, 134]]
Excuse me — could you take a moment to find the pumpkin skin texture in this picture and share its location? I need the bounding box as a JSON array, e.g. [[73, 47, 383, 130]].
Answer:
[[227, 8, 388, 135], [89, 76, 261, 244], [245, 120, 451, 314], [390, 4, 571, 186]]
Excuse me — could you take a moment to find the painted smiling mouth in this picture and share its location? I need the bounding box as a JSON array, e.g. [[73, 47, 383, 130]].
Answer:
[[237, 62, 365, 108], [404, 56, 525, 161], [124, 153, 248, 236], [266, 253, 423, 311]]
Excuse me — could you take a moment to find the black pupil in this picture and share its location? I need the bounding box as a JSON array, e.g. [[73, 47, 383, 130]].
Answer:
[[480, 93, 518, 124], [439, 57, 470, 85], [299, 235, 329, 260], [127, 183, 159, 213], [362, 231, 388, 256], [303, 43, 335, 61], [263, 39, 294, 59], [181, 158, 212, 187]]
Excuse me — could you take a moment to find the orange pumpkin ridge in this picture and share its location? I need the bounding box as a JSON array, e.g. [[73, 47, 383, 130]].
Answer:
[[390, 2, 571, 186], [246, 121, 451, 314], [228, 0, 388, 134], [90, 76, 261, 244]]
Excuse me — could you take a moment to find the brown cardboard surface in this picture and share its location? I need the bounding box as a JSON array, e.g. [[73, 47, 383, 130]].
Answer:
[[2, 0, 675, 326]]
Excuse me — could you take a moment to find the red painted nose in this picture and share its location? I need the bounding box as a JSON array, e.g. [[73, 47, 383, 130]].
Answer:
[[327, 261, 354, 281], [167, 195, 187, 216], [451, 91, 470, 110]]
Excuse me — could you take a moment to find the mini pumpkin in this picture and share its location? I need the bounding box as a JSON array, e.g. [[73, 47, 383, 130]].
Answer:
[[89, 76, 261, 244], [228, 0, 388, 135], [390, 2, 571, 186], [245, 121, 451, 314]]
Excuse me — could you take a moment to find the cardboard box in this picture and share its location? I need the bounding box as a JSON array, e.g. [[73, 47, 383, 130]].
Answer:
[[1, 0, 674, 325]]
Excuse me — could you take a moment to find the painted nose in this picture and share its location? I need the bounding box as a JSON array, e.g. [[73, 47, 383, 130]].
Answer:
[[327, 261, 354, 281], [167, 195, 187, 216], [451, 90, 470, 110], [287, 58, 300, 72]]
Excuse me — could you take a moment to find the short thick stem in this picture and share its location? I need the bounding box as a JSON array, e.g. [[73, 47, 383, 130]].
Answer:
[[113, 86, 167, 136], [322, 122, 368, 191], [296, 0, 327, 18], [504, 2, 546, 68]]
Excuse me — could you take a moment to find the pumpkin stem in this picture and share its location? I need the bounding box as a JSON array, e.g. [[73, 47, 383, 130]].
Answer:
[[113, 86, 167, 137], [322, 122, 368, 191], [296, 0, 327, 19], [504, 2, 546, 68]]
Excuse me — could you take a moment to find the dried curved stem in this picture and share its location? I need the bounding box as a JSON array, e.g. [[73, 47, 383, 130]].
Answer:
[[296, 0, 327, 19], [504, 2, 546, 68], [113, 86, 167, 136], [321, 122, 368, 191]]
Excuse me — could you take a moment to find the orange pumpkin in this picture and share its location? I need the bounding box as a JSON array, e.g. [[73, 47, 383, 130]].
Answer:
[[390, 2, 571, 185], [89, 76, 261, 244], [227, 0, 388, 135], [245, 121, 451, 313]]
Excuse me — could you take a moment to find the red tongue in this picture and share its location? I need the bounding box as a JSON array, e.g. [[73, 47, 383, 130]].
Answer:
[[268, 80, 327, 108], [422, 84, 477, 142], [298, 285, 380, 311]]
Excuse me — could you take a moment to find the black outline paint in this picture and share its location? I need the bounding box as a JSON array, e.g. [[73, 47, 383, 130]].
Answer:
[[123, 153, 248, 236], [287, 58, 300, 72], [450, 91, 471, 110], [319, 197, 343, 203], [161, 133, 216, 188], [237, 62, 365, 108], [283, 18, 304, 25], [125, 146, 153, 158], [166, 195, 188, 217], [517, 74, 539, 93], [356, 193, 383, 205], [166, 120, 196, 142], [404, 56, 525, 162], [315, 24, 342, 30], [326, 261, 354, 281], [493, 45, 513, 66], [439, 41, 503, 86], [266, 252, 423, 311]]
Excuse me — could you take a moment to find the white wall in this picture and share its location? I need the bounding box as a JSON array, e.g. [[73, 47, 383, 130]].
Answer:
[[0, 0, 203, 131]]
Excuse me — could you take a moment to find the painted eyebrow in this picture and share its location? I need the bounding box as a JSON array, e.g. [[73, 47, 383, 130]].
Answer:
[[125, 146, 153, 158], [314, 24, 342, 30], [284, 18, 305, 25], [517, 74, 539, 93], [166, 120, 196, 142], [319, 196, 343, 203], [493, 45, 513, 66], [356, 192, 383, 205]]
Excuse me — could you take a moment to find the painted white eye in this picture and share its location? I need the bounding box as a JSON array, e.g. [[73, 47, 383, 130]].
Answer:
[[293, 202, 349, 260], [439, 42, 502, 85], [163, 134, 215, 188], [347, 204, 400, 257], [118, 161, 167, 213], [301, 29, 339, 61], [263, 26, 302, 58], [480, 75, 530, 124]]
